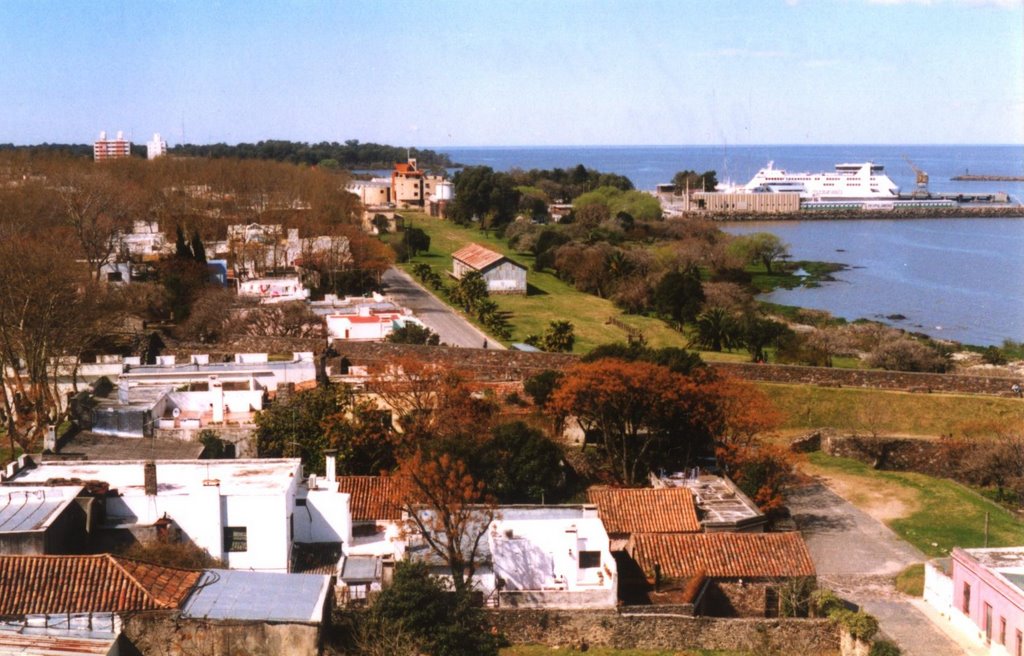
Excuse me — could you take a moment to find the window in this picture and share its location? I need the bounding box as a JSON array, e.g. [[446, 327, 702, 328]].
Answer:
[[963, 582, 971, 614], [296, 498, 308, 506], [223, 526, 247, 552], [578, 551, 601, 569], [1001, 617, 1007, 645], [1016, 629, 1021, 656], [985, 603, 993, 643]]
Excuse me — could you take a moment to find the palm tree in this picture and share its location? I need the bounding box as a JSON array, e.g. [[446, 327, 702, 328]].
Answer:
[[692, 307, 739, 352]]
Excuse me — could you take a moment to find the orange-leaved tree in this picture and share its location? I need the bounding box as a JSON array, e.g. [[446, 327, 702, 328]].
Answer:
[[392, 450, 495, 592], [549, 359, 716, 486], [699, 373, 784, 447], [716, 442, 800, 515]]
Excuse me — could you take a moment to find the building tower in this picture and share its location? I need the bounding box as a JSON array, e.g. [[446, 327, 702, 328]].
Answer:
[[93, 130, 132, 162], [146, 133, 168, 160]]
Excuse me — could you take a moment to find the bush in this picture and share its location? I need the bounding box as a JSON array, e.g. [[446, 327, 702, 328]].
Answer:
[[869, 639, 902, 656], [830, 609, 879, 641], [810, 588, 845, 617]]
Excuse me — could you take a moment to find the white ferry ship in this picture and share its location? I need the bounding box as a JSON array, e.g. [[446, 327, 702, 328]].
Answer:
[[728, 161, 901, 200]]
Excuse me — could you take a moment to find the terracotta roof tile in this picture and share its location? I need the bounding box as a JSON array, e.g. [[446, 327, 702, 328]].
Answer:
[[451, 243, 510, 271], [630, 532, 816, 580], [336, 476, 401, 521], [0, 554, 201, 616], [587, 487, 701, 534]]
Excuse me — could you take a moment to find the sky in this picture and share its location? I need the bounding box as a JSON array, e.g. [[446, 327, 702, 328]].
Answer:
[[1, 0, 1021, 147]]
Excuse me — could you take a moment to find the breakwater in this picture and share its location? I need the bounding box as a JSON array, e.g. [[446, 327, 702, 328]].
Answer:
[[951, 174, 1024, 182]]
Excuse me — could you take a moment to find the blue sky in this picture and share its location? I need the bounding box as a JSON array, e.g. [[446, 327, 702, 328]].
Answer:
[[1, 0, 1021, 146]]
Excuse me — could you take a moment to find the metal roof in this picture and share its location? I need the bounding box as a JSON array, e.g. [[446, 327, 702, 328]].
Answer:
[[339, 556, 382, 582], [451, 243, 509, 271], [0, 630, 117, 656], [0, 487, 82, 533], [180, 570, 331, 623]]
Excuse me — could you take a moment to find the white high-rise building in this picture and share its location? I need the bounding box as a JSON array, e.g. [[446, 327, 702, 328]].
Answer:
[[146, 133, 168, 160]]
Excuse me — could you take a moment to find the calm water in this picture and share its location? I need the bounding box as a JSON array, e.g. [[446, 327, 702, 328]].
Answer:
[[440, 145, 1024, 346]]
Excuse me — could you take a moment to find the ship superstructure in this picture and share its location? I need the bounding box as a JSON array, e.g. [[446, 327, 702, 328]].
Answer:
[[736, 161, 900, 200]]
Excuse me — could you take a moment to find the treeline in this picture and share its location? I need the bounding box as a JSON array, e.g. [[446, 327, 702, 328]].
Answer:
[[169, 139, 458, 169], [0, 139, 457, 170], [508, 163, 634, 203]]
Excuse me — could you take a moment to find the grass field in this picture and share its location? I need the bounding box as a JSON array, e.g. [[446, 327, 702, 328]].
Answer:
[[760, 383, 1024, 437], [805, 453, 1024, 557], [393, 213, 691, 352]]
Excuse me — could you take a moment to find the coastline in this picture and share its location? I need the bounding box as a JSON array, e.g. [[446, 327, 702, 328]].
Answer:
[[686, 205, 1024, 222]]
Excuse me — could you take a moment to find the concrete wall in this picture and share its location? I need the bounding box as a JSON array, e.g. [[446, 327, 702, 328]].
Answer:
[[123, 613, 322, 656], [484, 609, 838, 653]]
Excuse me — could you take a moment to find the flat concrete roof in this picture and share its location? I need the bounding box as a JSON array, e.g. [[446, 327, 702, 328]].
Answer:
[[657, 474, 764, 529], [7, 459, 301, 496], [961, 546, 1024, 571], [46, 431, 205, 461]]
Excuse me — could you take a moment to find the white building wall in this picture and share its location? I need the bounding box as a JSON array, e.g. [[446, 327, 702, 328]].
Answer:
[[222, 492, 293, 572], [295, 487, 352, 547]]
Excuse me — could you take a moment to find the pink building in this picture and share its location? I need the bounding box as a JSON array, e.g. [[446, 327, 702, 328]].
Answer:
[[928, 547, 1024, 655]]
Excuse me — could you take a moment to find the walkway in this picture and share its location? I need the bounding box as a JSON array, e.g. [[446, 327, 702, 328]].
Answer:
[[790, 482, 974, 655], [381, 267, 503, 350]]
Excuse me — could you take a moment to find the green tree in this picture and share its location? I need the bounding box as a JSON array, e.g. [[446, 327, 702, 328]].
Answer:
[[652, 265, 705, 326], [371, 561, 503, 656], [671, 169, 718, 193], [404, 227, 431, 256], [190, 229, 207, 264], [449, 166, 519, 228], [478, 422, 568, 503], [450, 270, 488, 313], [693, 306, 740, 352], [728, 232, 790, 273], [387, 323, 441, 346], [543, 320, 575, 352], [523, 370, 564, 407], [739, 315, 792, 363], [254, 386, 343, 474]]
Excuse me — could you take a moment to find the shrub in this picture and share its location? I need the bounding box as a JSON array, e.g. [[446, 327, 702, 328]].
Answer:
[[810, 588, 845, 618], [869, 639, 902, 656], [830, 609, 879, 641]]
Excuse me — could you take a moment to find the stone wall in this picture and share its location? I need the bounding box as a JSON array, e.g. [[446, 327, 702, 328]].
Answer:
[[123, 613, 322, 656], [331, 342, 1017, 397], [712, 362, 1016, 397], [485, 608, 838, 653], [820, 433, 948, 476]]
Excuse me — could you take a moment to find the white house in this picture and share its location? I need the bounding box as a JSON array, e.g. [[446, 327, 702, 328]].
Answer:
[[238, 276, 310, 303], [1, 456, 351, 573], [406, 505, 617, 609], [325, 306, 425, 343]]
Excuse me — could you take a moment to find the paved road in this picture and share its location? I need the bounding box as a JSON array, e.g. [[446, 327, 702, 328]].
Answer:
[[381, 267, 503, 350], [790, 482, 973, 656]]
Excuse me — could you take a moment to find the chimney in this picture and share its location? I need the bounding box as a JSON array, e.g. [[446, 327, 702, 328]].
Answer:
[[44, 425, 57, 452], [324, 449, 337, 484], [144, 461, 157, 496]]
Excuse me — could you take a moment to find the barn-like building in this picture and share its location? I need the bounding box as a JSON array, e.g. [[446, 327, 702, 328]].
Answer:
[[451, 243, 527, 295]]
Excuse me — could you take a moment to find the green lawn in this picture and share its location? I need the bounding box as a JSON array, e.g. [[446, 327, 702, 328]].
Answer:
[[807, 453, 1024, 557], [761, 383, 1024, 437], [393, 214, 690, 352]]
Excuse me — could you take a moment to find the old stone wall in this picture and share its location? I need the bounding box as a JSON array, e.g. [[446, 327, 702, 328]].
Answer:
[[122, 614, 322, 656], [485, 609, 838, 653], [821, 433, 948, 477], [331, 342, 1016, 397], [712, 362, 1016, 397]]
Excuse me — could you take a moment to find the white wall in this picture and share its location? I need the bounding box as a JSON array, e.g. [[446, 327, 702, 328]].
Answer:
[[295, 487, 352, 547]]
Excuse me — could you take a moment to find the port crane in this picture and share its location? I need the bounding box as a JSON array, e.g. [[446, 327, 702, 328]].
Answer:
[[902, 155, 931, 198]]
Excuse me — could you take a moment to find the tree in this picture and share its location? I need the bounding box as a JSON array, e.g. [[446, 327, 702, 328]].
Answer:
[[716, 442, 798, 515], [254, 386, 344, 474], [671, 169, 718, 194], [175, 224, 192, 259], [523, 370, 564, 407], [56, 169, 138, 280], [478, 422, 568, 503], [321, 391, 401, 476], [653, 265, 705, 326], [449, 166, 519, 228], [693, 306, 740, 352], [450, 270, 488, 313], [728, 232, 790, 273], [393, 451, 496, 592], [404, 227, 431, 257], [528, 320, 574, 353], [549, 360, 715, 485], [190, 228, 207, 264], [369, 561, 503, 656], [583, 342, 704, 375], [387, 323, 441, 345], [738, 315, 791, 363]]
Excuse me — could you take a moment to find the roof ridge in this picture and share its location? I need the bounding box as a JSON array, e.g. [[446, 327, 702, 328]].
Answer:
[[107, 554, 199, 609]]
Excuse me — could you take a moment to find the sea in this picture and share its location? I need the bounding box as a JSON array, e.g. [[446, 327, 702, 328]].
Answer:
[[440, 145, 1024, 346]]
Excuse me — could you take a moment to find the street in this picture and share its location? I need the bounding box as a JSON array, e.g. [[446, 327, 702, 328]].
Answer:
[[381, 267, 504, 350]]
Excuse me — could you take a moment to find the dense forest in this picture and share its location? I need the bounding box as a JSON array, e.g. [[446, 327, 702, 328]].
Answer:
[[0, 139, 458, 170]]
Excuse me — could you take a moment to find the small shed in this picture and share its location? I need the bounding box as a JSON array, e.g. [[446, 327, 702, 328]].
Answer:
[[451, 243, 527, 295]]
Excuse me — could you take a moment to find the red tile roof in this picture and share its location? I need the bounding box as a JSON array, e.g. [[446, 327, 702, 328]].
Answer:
[[630, 532, 816, 580], [451, 243, 509, 271], [336, 476, 401, 521], [0, 554, 201, 615], [588, 487, 701, 534]]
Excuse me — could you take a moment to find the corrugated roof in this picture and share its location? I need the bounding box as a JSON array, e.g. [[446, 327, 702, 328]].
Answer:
[[0, 631, 117, 656], [336, 476, 401, 521], [587, 487, 701, 535], [451, 243, 507, 271], [180, 570, 330, 623], [630, 532, 816, 580], [0, 487, 81, 533], [0, 554, 201, 615]]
